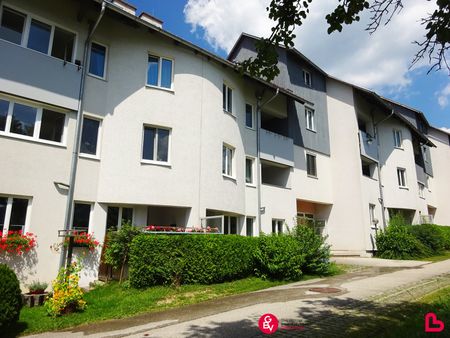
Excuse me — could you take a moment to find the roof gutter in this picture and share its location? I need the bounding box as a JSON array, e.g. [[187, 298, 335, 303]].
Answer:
[[59, 0, 106, 270]]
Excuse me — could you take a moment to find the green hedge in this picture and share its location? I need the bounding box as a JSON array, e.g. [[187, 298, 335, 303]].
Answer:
[[409, 224, 446, 254], [437, 225, 450, 250], [0, 264, 22, 328], [129, 235, 257, 288]]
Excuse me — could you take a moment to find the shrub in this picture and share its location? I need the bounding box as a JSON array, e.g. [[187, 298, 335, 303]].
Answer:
[[44, 263, 86, 317], [129, 235, 257, 288], [376, 224, 430, 259], [27, 280, 48, 294], [104, 222, 142, 282], [437, 226, 450, 250], [0, 264, 22, 328], [288, 225, 331, 275], [254, 235, 304, 280], [409, 224, 446, 255]]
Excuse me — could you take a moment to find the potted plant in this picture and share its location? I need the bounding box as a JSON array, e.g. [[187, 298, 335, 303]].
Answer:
[[23, 280, 48, 307]]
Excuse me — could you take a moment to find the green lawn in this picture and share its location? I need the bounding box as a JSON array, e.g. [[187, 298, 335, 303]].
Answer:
[[418, 250, 450, 262], [4, 276, 297, 336]]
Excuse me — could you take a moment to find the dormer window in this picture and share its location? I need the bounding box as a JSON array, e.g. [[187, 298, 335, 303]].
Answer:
[[303, 70, 311, 87]]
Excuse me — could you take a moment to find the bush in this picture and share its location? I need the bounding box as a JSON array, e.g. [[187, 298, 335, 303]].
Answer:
[[129, 235, 257, 288], [376, 224, 431, 259], [409, 224, 446, 255], [44, 263, 86, 317], [0, 264, 22, 328], [289, 225, 331, 275], [437, 226, 450, 250], [254, 235, 304, 280]]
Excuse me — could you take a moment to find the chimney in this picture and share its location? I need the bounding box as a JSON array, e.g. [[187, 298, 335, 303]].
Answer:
[[112, 0, 136, 15]]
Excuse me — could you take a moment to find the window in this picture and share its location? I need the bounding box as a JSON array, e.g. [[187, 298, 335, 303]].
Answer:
[[142, 126, 170, 163], [423, 146, 429, 163], [224, 216, 238, 235], [0, 6, 76, 62], [272, 219, 284, 234], [147, 54, 173, 89], [246, 217, 254, 237], [0, 196, 30, 234], [222, 84, 233, 113], [362, 162, 372, 177], [89, 42, 107, 78], [27, 19, 51, 54], [0, 7, 25, 44], [222, 144, 234, 177], [39, 109, 65, 142], [10, 103, 37, 136], [106, 206, 134, 230], [72, 203, 91, 230], [418, 183, 425, 198], [80, 117, 101, 156], [0, 98, 67, 144], [245, 103, 254, 128], [369, 204, 376, 227], [305, 107, 315, 131], [393, 129, 402, 148], [245, 157, 254, 185], [303, 70, 311, 87], [306, 153, 317, 177], [397, 168, 407, 188], [51, 27, 75, 62]]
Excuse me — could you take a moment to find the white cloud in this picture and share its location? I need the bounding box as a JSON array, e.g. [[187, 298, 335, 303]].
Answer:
[[184, 0, 436, 91], [436, 83, 450, 108]]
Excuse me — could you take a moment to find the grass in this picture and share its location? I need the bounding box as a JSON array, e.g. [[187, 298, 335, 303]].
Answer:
[[4, 275, 308, 336], [417, 250, 450, 262]]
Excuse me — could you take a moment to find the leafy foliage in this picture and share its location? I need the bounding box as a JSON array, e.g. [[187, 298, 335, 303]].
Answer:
[[409, 224, 446, 254], [129, 235, 257, 288], [254, 234, 304, 280], [437, 225, 450, 250], [0, 264, 22, 328], [104, 222, 142, 282], [240, 0, 449, 81], [44, 263, 86, 317]]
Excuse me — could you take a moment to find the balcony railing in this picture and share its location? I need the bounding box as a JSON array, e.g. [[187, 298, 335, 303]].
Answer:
[[260, 128, 294, 167], [358, 131, 378, 162], [0, 39, 81, 111]]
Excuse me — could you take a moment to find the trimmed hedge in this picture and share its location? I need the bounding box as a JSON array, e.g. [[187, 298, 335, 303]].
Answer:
[[437, 225, 450, 250], [0, 264, 22, 328], [129, 235, 257, 288], [409, 224, 445, 254]]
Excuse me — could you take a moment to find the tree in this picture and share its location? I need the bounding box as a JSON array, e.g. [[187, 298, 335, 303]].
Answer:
[[239, 0, 450, 81]]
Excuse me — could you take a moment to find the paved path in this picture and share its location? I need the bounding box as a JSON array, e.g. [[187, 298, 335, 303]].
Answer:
[[28, 259, 450, 338], [331, 256, 430, 267]]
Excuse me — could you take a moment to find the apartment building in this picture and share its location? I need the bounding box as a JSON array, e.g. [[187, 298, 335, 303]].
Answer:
[[0, 0, 448, 286]]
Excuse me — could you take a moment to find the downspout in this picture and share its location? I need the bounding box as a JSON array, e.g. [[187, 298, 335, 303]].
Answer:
[[374, 109, 394, 229], [59, 1, 106, 270], [255, 88, 279, 234]]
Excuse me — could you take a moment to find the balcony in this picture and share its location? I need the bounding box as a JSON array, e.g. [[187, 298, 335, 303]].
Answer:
[[260, 128, 294, 167], [0, 39, 81, 111], [358, 131, 378, 162]]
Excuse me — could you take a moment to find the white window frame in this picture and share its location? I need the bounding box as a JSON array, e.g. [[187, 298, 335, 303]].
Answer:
[[0, 95, 68, 147], [303, 70, 311, 87], [306, 152, 317, 178], [141, 125, 172, 166], [146, 53, 174, 91], [245, 156, 256, 186], [272, 219, 284, 234], [224, 215, 239, 235], [393, 129, 403, 149], [397, 168, 407, 188], [245, 103, 254, 129], [72, 201, 94, 233], [369, 204, 376, 227], [222, 143, 235, 178], [305, 107, 315, 131], [0, 195, 32, 236], [223, 83, 233, 114], [0, 3, 78, 63], [88, 41, 108, 80], [79, 114, 102, 160], [106, 205, 134, 230], [418, 183, 425, 198]]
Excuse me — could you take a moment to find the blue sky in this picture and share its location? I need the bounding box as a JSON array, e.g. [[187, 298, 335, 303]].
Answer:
[[133, 0, 449, 130]]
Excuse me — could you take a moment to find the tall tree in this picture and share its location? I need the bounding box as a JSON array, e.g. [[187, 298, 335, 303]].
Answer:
[[239, 0, 450, 81]]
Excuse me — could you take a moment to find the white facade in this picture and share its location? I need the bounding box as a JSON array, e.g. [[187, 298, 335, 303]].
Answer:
[[1, 0, 449, 286]]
